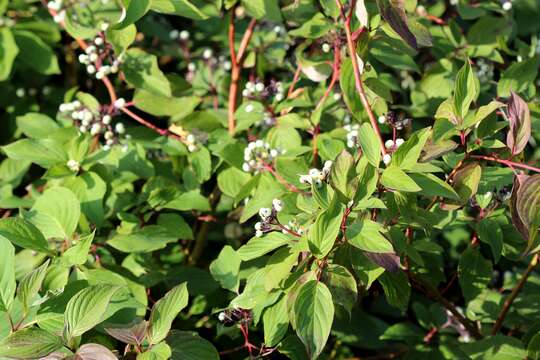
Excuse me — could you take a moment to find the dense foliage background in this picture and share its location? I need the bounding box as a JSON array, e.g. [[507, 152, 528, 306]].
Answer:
[[0, 0, 540, 359]]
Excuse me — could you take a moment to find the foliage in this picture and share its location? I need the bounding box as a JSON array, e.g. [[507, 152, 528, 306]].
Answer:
[[0, 0, 540, 359]]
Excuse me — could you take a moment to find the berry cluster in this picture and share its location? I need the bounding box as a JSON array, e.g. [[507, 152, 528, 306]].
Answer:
[[217, 308, 252, 327], [384, 138, 405, 150], [184, 131, 208, 153], [299, 161, 333, 186], [475, 59, 494, 84], [242, 140, 282, 173], [254, 199, 283, 237], [344, 124, 360, 148], [379, 111, 411, 130], [66, 159, 80, 172], [78, 35, 122, 80], [169, 29, 190, 41], [59, 100, 129, 151], [46, 0, 66, 23], [242, 80, 285, 102], [501, 0, 512, 11]]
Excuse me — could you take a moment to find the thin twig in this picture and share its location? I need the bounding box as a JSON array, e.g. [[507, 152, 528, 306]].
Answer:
[[469, 155, 540, 173], [288, 63, 302, 98], [335, 0, 387, 156], [492, 254, 539, 335], [262, 164, 303, 193], [409, 273, 482, 340], [227, 16, 257, 135]]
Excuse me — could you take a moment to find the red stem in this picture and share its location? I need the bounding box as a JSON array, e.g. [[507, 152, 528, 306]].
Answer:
[[335, 0, 387, 156], [227, 16, 257, 135], [469, 155, 540, 173]]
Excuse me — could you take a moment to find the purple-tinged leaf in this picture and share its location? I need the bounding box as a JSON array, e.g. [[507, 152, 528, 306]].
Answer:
[[364, 252, 401, 272], [376, 0, 417, 49], [506, 91, 531, 155], [105, 319, 147, 345], [511, 174, 540, 253], [76, 343, 117, 360]]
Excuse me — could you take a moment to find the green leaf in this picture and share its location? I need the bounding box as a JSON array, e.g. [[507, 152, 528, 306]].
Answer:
[[294, 280, 334, 359], [528, 333, 540, 360], [107, 225, 179, 253], [123, 48, 171, 97], [147, 283, 189, 344], [151, 0, 211, 19], [454, 60, 479, 121], [0, 236, 16, 312], [263, 295, 289, 347], [61, 231, 94, 266], [453, 163, 482, 202], [1, 138, 67, 168], [13, 30, 60, 75], [237, 232, 290, 261], [458, 247, 492, 301], [217, 167, 251, 198], [289, 13, 331, 39], [477, 219, 503, 263], [26, 187, 81, 240], [321, 264, 357, 316], [209, 246, 241, 292], [64, 284, 122, 339], [460, 335, 526, 360], [137, 341, 171, 360], [464, 100, 504, 130], [17, 259, 49, 313], [106, 24, 137, 54], [191, 147, 212, 183], [0, 217, 50, 253], [116, 0, 151, 29], [0, 327, 62, 359], [381, 166, 421, 192], [167, 330, 219, 360], [358, 123, 381, 167], [15, 113, 59, 139], [391, 128, 431, 170], [264, 248, 298, 291], [497, 57, 540, 97], [378, 271, 410, 311], [408, 173, 459, 200], [346, 220, 394, 253], [330, 150, 357, 199], [133, 90, 200, 118], [241, 0, 282, 21], [0, 28, 18, 80], [308, 195, 344, 258]]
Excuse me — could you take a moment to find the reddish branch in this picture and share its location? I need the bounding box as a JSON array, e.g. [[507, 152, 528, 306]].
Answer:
[[469, 155, 540, 173], [227, 13, 257, 135], [492, 254, 539, 335], [262, 164, 303, 193], [288, 64, 302, 98], [335, 0, 387, 156]]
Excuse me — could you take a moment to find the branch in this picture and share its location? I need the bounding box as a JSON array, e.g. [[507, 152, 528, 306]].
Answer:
[[492, 254, 539, 335], [410, 273, 482, 340], [262, 164, 303, 194], [469, 155, 540, 173], [287, 63, 302, 98], [335, 0, 387, 156], [227, 15, 257, 135]]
